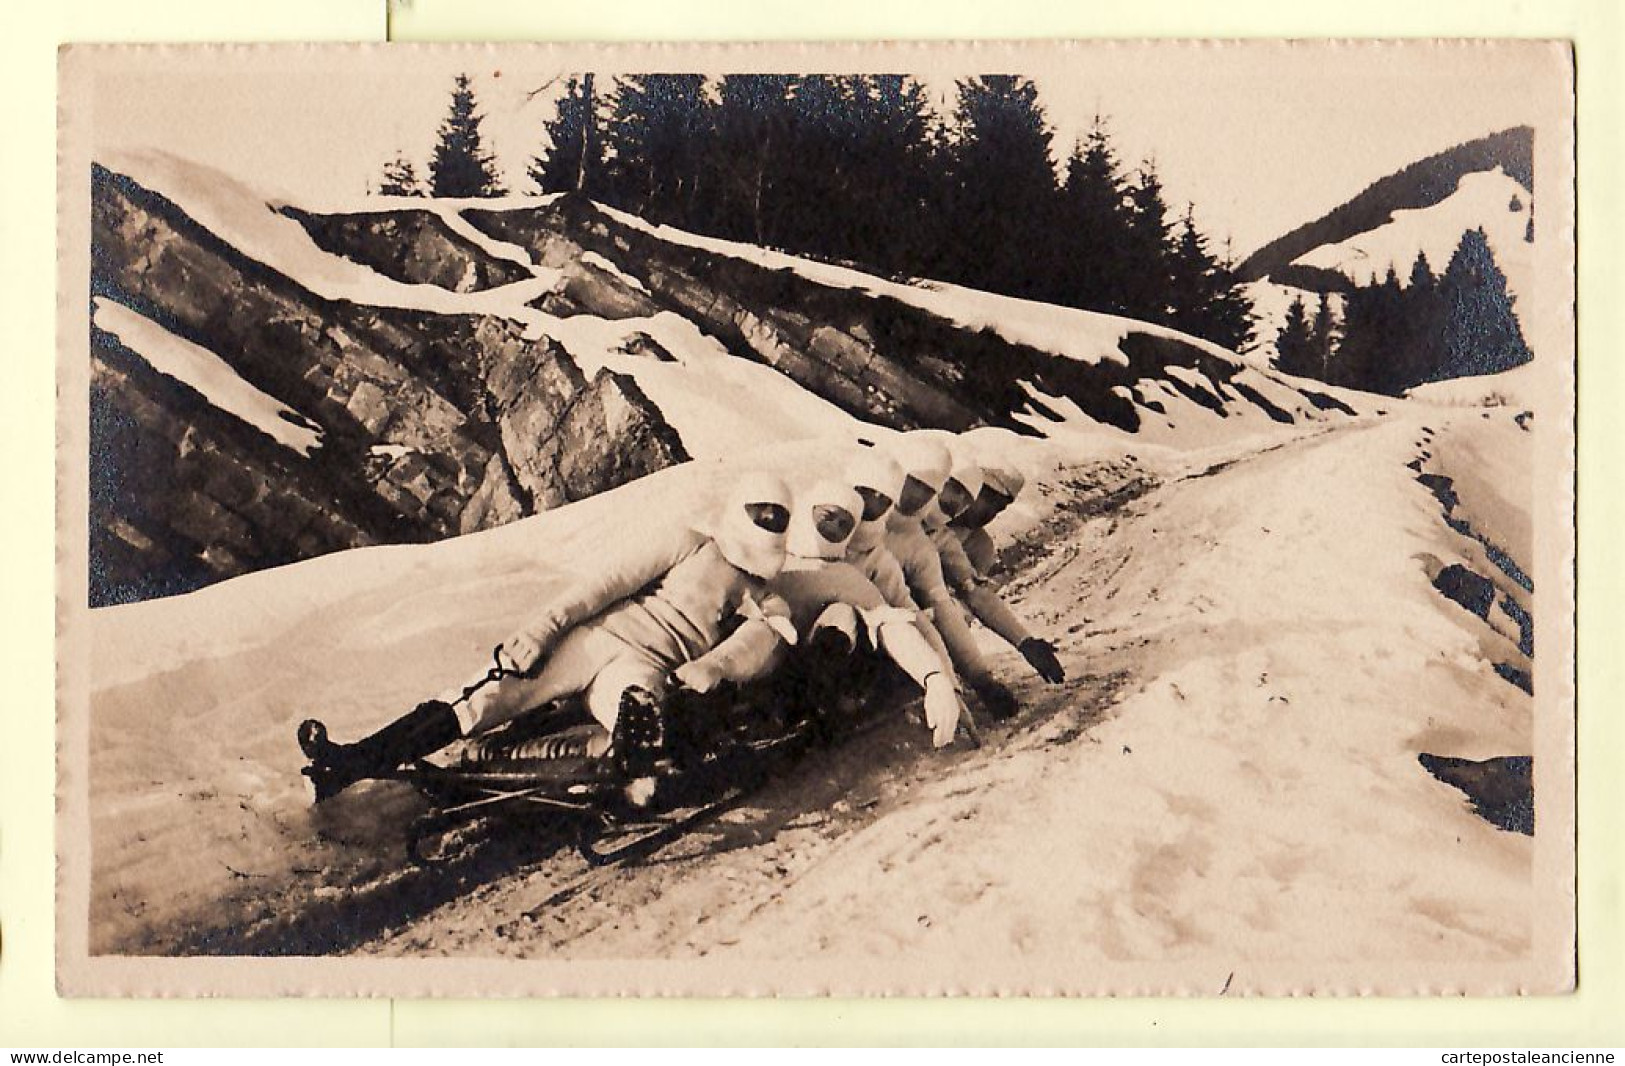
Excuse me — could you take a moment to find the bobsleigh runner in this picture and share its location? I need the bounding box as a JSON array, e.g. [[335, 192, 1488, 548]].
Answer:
[[299, 640, 964, 871]]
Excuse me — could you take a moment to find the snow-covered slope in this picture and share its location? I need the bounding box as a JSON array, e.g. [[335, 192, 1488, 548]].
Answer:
[[90, 147, 1376, 606], [1238, 128, 1541, 373], [1293, 168, 1533, 306], [1408, 362, 1541, 410], [600, 204, 1242, 370], [92, 297, 323, 456]]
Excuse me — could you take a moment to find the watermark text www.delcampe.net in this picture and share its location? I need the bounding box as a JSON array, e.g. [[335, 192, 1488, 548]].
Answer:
[[11, 1054, 163, 1064]]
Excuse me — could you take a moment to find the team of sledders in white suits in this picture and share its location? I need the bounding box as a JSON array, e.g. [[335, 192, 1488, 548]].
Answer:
[[298, 432, 1067, 803]]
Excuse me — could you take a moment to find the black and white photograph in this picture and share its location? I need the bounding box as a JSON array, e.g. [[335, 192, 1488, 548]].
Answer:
[[55, 40, 1575, 996]]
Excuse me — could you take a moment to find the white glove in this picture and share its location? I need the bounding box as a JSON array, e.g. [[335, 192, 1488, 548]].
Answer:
[[923, 673, 961, 749], [674, 659, 726, 694], [502, 629, 547, 674]]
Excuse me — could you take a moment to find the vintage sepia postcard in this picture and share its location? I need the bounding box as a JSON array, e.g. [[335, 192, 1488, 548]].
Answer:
[[55, 39, 1576, 997]]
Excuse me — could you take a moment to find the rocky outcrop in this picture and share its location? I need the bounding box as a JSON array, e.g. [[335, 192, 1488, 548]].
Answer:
[[284, 207, 532, 292], [1417, 753, 1533, 835], [90, 330, 391, 605], [467, 197, 1347, 436], [87, 166, 687, 605]]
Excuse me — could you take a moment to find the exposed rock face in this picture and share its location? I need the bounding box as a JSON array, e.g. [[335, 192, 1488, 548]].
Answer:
[[285, 207, 532, 292], [90, 332, 388, 604], [1417, 753, 1534, 835], [87, 166, 687, 606], [466, 197, 1343, 436]]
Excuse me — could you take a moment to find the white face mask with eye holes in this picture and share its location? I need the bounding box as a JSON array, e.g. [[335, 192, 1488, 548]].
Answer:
[[926, 464, 984, 530], [711, 472, 792, 580], [846, 450, 904, 553], [786, 480, 863, 567], [886, 435, 953, 530]]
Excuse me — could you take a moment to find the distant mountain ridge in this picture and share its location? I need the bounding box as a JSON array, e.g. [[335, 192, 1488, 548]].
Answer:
[[1238, 126, 1533, 287]]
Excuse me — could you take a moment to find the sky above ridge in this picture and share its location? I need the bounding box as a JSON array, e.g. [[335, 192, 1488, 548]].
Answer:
[[89, 40, 1563, 258]]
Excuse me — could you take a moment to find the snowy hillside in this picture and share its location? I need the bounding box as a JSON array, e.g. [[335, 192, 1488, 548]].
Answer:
[[1293, 168, 1533, 307], [1238, 128, 1540, 373], [1237, 126, 1532, 289]]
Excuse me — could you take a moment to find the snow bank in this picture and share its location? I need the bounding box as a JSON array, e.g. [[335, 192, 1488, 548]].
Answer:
[[92, 297, 322, 456], [1407, 362, 1540, 410], [100, 148, 561, 319], [542, 310, 870, 458], [582, 250, 649, 293]]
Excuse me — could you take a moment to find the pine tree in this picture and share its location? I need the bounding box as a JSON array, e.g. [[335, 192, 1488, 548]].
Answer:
[[529, 73, 603, 196], [1056, 116, 1134, 314], [1435, 227, 1533, 381], [1122, 160, 1175, 324], [377, 151, 424, 197], [429, 74, 505, 198], [938, 75, 1058, 299], [1275, 295, 1317, 377], [604, 74, 710, 225]]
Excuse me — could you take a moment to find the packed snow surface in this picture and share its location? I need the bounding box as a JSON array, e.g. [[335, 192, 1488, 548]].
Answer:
[[83, 407, 1546, 989], [91, 297, 322, 456], [1408, 362, 1541, 411]]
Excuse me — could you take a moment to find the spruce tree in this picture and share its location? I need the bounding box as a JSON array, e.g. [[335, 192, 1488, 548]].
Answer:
[[776, 75, 855, 257], [1122, 160, 1175, 324], [1408, 250, 1436, 294], [604, 74, 710, 225], [1401, 251, 1446, 390], [1310, 291, 1338, 380], [1056, 116, 1134, 314], [1166, 205, 1212, 338], [1205, 241, 1257, 352], [847, 75, 941, 273], [430, 74, 505, 198], [377, 151, 424, 197], [1435, 227, 1533, 381], [1275, 295, 1317, 377], [705, 74, 798, 244], [529, 73, 604, 196], [939, 75, 1058, 299]]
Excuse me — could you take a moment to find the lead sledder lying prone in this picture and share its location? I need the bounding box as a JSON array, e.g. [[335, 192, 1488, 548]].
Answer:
[[296, 472, 798, 804]]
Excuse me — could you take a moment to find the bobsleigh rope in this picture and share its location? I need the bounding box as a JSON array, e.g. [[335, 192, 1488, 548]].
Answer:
[[450, 643, 530, 709]]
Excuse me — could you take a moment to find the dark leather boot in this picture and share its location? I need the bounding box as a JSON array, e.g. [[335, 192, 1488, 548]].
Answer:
[[298, 699, 462, 802], [612, 686, 668, 779]]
